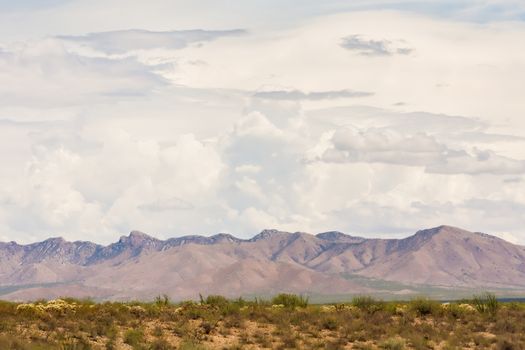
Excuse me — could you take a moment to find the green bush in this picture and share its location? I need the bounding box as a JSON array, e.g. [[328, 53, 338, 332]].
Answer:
[[351, 295, 384, 313], [124, 328, 145, 348], [472, 292, 499, 315], [271, 293, 308, 308], [409, 297, 439, 316], [199, 294, 229, 307], [446, 303, 466, 319]]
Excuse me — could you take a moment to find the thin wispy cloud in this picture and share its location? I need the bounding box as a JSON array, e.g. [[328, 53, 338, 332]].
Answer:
[[340, 35, 413, 56], [58, 29, 246, 54], [253, 89, 372, 101]]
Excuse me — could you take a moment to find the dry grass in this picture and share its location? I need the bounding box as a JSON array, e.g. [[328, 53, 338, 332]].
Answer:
[[0, 294, 523, 349]]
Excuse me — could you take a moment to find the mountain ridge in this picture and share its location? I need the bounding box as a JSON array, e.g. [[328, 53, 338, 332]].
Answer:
[[5, 224, 496, 249], [1, 225, 524, 301]]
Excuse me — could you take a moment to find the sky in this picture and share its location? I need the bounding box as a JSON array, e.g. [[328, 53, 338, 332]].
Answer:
[[1, 1, 525, 244]]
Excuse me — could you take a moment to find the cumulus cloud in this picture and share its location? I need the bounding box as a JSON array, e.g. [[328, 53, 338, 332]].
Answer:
[[58, 29, 245, 54], [1, 129, 225, 242], [340, 35, 413, 56], [1, 9, 525, 245]]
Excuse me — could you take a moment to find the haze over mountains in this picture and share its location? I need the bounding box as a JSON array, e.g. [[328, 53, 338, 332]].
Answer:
[[1, 225, 524, 301]]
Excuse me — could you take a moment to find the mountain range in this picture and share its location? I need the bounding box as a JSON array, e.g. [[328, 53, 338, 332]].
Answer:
[[1, 225, 524, 301]]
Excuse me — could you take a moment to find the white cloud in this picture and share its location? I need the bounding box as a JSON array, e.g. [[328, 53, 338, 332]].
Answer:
[[1, 7, 525, 245], [427, 149, 525, 175], [232, 111, 284, 139], [0, 39, 165, 108]]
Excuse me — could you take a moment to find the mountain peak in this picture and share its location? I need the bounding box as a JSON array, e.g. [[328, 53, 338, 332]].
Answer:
[[316, 231, 346, 240], [114, 231, 163, 252], [210, 233, 242, 243], [43, 236, 67, 244], [316, 231, 364, 242], [30, 237, 68, 250], [413, 225, 466, 238], [129, 230, 154, 239], [250, 229, 290, 241], [406, 225, 505, 249], [120, 231, 157, 244]]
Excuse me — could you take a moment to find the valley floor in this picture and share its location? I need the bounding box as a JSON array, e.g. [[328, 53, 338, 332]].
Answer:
[[0, 294, 523, 349]]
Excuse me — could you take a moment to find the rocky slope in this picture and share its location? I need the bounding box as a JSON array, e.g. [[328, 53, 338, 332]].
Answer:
[[1, 226, 524, 301]]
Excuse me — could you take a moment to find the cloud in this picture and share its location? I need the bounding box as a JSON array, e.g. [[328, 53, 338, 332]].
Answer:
[[427, 149, 525, 175], [327, 197, 525, 243], [58, 29, 246, 54], [0, 39, 166, 108], [253, 89, 372, 100], [322, 126, 444, 165], [306, 106, 485, 135], [320, 126, 525, 175], [1, 10, 525, 245], [232, 111, 283, 139], [340, 35, 413, 56]]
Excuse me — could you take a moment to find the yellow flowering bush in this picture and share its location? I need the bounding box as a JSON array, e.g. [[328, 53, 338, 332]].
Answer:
[[16, 299, 77, 316]]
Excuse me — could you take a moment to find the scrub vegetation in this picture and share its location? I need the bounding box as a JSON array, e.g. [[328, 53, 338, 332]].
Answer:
[[0, 293, 523, 349]]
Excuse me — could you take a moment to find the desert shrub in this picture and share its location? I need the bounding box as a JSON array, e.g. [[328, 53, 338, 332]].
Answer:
[[322, 317, 339, 330], [280, 331, 299, 349], [149, 338, 173, 350], [409, 298, 439, 316], [380, 337, 406, 350], [199, 294, 229, 308], [59, 338, 93, 350], [124, 328, 145, 348], [154, 294, 170, 308], [353, 343, 375, 350], [496, 339, 515, 350], [472, 292, 499, 315], [0, 301, 17, 316], [506, 302, 524, 311], [201, 321, 216, 335], [105, 339, 116, 350], [351, 295, 383, 313], [494, 317, 517, 333], [252, 330, 272, 348], [218, 302, 241, 316], [406, 333, 429, 350], [383, 302, 401, 314], [445, 303, 466, 319], [178, 340, 208, 350], [2, 294, 525, 350], [271, 293, 308, 308]]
